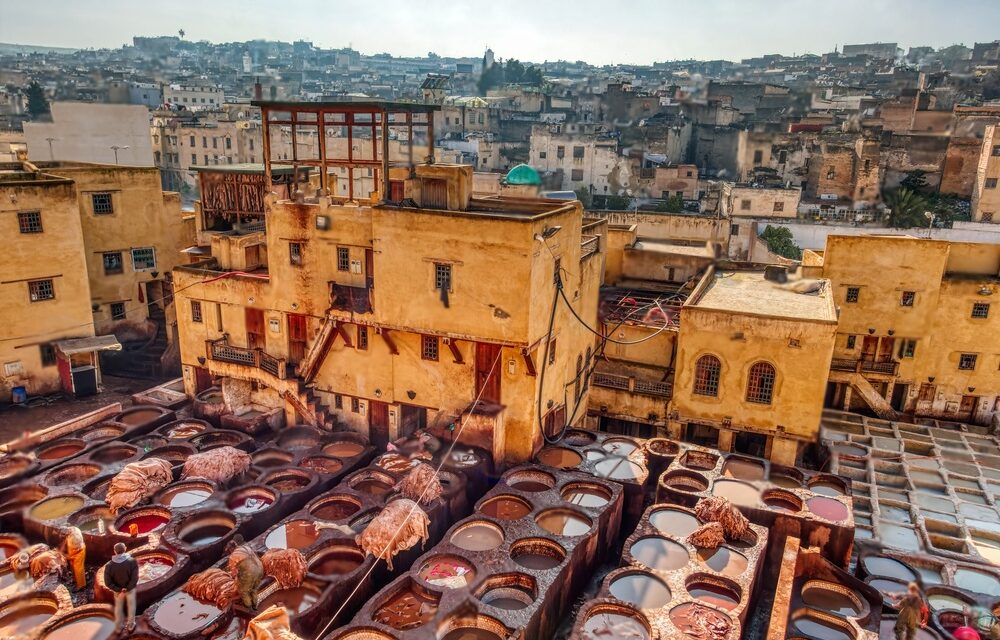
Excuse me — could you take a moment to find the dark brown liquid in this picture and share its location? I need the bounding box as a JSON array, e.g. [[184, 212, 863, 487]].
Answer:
[[323, 442, 365, 457], [43, 616, 116, 640], [802, 585, 861, 616], [806, 496, 849, 522], [312, 500, 360, 521], [722, 458, 765, 480], [479, 497, 531, 520], [510, 480, 551, 492], [0, 605, 56, 636], [302, 457, 343, 474], [450, 523, 503, 551], [535, 510, 591, 536], [152, 592, 223, 635], [253, 454, 291, 467], [537, 447, 582, 469], [0, 542, 20, 560], [608, 573, 671, 608], [630, 537, 690, 571], [583, 613, 648, 639], [269, 477, 309, 491], [38, 443, 84, 460], [167, 424, 204, 438], [310, 551, 363, 576], [648, 509, 699, 537], [351, 480, 391, 497], [440, 630, 502, 640], [373, 588, 438, 629], [687, 583, 739, 610], [259, 586, 319, 615], [669, 603, 732, 638], [697, 546, 749, 577], [791, 616, 852, 640], [265, 520, 320, 550], [514, 552, 562, 570], [121, 409, 161, 425]]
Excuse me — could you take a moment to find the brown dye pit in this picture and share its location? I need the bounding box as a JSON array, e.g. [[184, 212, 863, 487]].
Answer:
[[629, 536, 690, 571], [479, 495, 531, 520], [152, 591, 223, 635], [711, 480, 759, 506], [350, 479, 392, 497], [535, 509, 591, 537], [309, 546, 364, 576], [37, 442, 85, 461], [0, 458, 31, 480], [418, 556, 476, 588], [681, 451, 719, 471], [505, 470, 555, 493], [861, 556, 917, 582], [602, 438, 639, 455], [790, 615, 853, 640], [686, 579, 740, 611], [510, 480, 551, 492], [43, 616, 116, 640], [48, 464, 101, 486], [663, 470, 710, 493], [119, 409, 162, 425], [323, 441, 365, 457], [595, 456, 643, 481], [450, 521, 504, 551], [0, 603, 58, 636], [608, 572, 672, 609], [806, 496, 849, 522], [137, 555, 175, 584], [561, 483, 612, 508], [669, 603, 733, 639], [179, 517, 234, 546], [0, 541, 21, 560], [440, 630, 502, 640], [697, 546, 749, 577], [762, 489, 802, 513], [563, 430, 597, 446], [801, 582, 863, 617], [259, 585, 320, 615], [536, 447, 583, 469], [267, 475, 311, 491], [265, 520, 321, 550], [373, 585, 439, 629], [770, 473, 803, 489], [301, 456, 344, 474], [721, 457, 765, 481], [583, 611, 649, 640], [511, 539, 565, 571], [253, 451, 293, 468], [30, 495, 85, 521], [649, 508, 700, 537], [312, 497, 362, 521], [809, 478, 847, 497], [165, 423, 206, 439], [159, 485, 213, 508]]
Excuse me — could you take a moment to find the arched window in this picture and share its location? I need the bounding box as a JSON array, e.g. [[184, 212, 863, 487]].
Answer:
[[574, 354, 583, 401], [693, 355, 721, 397], [584, 346, 593, 391], [745, 361, 776, 405]]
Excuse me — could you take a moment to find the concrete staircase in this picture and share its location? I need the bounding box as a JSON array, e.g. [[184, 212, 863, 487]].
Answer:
[[828, 370, 900, 421]]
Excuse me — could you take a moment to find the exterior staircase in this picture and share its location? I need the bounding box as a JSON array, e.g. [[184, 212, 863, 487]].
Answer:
[[102, 306, 170, 379], [828, 370, 900, 421]]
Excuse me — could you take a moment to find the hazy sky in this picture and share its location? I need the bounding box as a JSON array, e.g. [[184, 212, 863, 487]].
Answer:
[[3, 0, 998, 65]]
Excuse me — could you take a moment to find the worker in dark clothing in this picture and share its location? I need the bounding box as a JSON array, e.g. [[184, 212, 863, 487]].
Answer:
[[891, 581, 928, 640], [103, 542, 138, 634]]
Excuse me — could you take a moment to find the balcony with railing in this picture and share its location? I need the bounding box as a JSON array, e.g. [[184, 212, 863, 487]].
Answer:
[[207, 337, 289, 380], [580, 236, 600, 260], [830, 357, 899, 376], [593, 371, 672, 398]]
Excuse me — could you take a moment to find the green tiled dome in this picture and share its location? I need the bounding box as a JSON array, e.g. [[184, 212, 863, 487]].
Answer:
[[505, 163, 542, 186]]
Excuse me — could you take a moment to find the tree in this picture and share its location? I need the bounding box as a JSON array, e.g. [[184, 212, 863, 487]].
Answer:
[[603, 194, 632, 210], [655, 195, 684, 213], [900, 170, 929, 193], [883, 188, 930, 228], [25, 81, 49, 118], [268, 85, 277, 100], [759, 225, 802, 260], [574, 187, 592, 209], [477, 63, 504, 95]]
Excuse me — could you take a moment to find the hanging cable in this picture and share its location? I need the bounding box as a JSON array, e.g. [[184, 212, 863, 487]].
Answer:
[[559, 285, 674, 345], [537, 269, 565, 444]]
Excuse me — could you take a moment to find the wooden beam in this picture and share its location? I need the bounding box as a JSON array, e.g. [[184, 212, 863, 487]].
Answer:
[[521, 348, 537, 376], [335, 323, 354, 348], [380, 328, 399, 355], [447, 339, 464, 364]]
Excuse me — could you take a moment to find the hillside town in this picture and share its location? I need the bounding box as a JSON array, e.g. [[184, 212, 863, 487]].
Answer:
[[1, 14, 1000, 640]]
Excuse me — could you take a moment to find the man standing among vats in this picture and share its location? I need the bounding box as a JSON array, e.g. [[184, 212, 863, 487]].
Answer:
[[103, 542, 138, 634]]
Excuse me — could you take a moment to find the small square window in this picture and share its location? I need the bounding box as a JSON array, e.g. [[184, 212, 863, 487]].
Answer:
[[131, 247, 156, 271], [103, 251, 123, 275], [571, 169, 584, 181], [357, 326, 368, 350], [573, 146, 585, 159], [986, 178, 998, 189], [556, 146, 565, 159], [826, 167, 835, 179], [421, 335, 439, 361], [289, 242, 302, 266], [983, 212, 995, 222], [972, 302, 990, 319], [17, 211, 42, 233], [993, 145, 1000, 157], [334, 394, 343, 409], [28, 279, 54, 302], [959, 353, 977, 370], [39, 343, 57, 367], [900, 291, 915, 307], [539, 151, 547, 159], [547, 337, 557, 365], [846, 335, 856, 350], [900, 339, 917, 358], [351, 397, 360, 413], [91, 192, 113, 214], [730, 223, 739, 235], [191, 300, 203, 323], [337, 247, 350, 272], [845, 287, 860, 303], [434, 263, 452, 291], [110, 302, 126, 320], [773, 201, 784, 212], [753, 150, 763, 164]]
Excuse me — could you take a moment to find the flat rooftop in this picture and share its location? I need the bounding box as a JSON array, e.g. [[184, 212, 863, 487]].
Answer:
[[632, 239, 714, 258], [691, 270, 837, 322], [251, 98, 439, 113]]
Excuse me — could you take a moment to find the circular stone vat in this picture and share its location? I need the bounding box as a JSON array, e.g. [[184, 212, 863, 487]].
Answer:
[[276, 427, 322, 451], [46, 463, 101, 487], [630, 536, 690, 572], [323, 441, 366, 457], [162, 421, 207, 439], [308, 544, 364, 577], [511, 538, 566, 571], [646, 438, 680, 456], [418, 555, 476, 588], [536, 446, 582, 469], [310, 494, 362, 521], [30, 494, 85, 521], [478, 495, 532, 520], [670, 603, 734, 638], [769, 470, 804, 489], [36, 439, 86, 461], [258, 582, 322, 616], [70, 505, 113, 534], [602, 438, 639, 455], [584, 449, 607, 462], [265, 520, 321, 550], [76, 423, 126, 442], [450, 520, 504, 551], [477, 573, 537, 611], [226, 485, 276, 515], [953, 568, 1000, 596], [301, 455, 343, 474], [563, 430, 597, 446], [265, 469, 313, 492], [595, 455, 644, 481], [40, 609, 117, 640], [861, 555, 917, 582], [335, 631, 396, 640], [721, 456, 765, 481], [135, 550, 176, 585], [437, 614, 509, 640], [712, 479, 760, 506], [143, 443, 196, 466], [116, 407, 167, 426], [82, 475, 111, 501], [252, 448, 294, 468], [808, 476, 848, 497], [686, 575, 741, 611], [927, 590, 973, 612], [130, 435, 167, 453], [0, 535, 25, 560], [89, 443, 138, 464], [346, 470, 394, 497], [0, 593, 59, 637], [806, 496, 849, 522], [176, 511, 236, 547], [697, 545, 749, 577], [535, 508, 591, 537], [373, 581, 439, 630], [561, 482, 612, 508], [582, 603, 651, 639], [831, 442, 868, 457], [505, 469, 556, 492], [115, 505, 171, 535], [681, 450, 719, 471], [609, 571, 672, 609], [763, 488, 803, 513], [0, 457, 33, 481], [649, 507, 701, 537], [156, 480, 214, 508], [150, 591, 224, 636], [801, 580, 866, 617], [663, 470, 710, 493], [790, 612, 855, 640], [190, 430, 244, 450]]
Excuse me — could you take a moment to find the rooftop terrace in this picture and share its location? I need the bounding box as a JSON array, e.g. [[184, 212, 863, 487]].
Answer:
[[690, 270, 837, 322]]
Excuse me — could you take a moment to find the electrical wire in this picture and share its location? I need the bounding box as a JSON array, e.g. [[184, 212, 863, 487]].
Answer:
[[559, 286, 675, 345]]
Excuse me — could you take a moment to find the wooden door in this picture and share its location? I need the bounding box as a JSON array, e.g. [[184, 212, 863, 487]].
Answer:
[[400, 405, 427, 439], [245, 308, 265, 350], [960, 395, 979, 421], [287, 314, 307, 365], [860, 336, 878, 362], [422, 178, 448, 209], [369, 400, 390, 449], [475, 342, 502, 405], [194, 367, 213, 393], [877, 337, 895, 362]]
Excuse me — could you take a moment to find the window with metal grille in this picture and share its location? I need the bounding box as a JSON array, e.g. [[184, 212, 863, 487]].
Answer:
[[421, 335, 439, 361], [357, 326, 368, 350], [556, 146, 565, 159], [899, 339, 917, 358], [972, 302, 990, 319], [334, 394, 343, 409], [984, 212, 995, 222], [434, 263, 452, 291], [28, 279, 54, 302], [958, 353, 977, 370], [91, 192, 114, 214], [131, 247, 156, 271], [845, 287, 860, 303], [547, 337, 556, 364], [693, 355, 721, 397], [571, 169, 583, 181], [39, 343, 57, 367], [730, 224, 739, 235], [17, 211, 42, 233], [745, 361, 776, 405], [351, 397, 360, 413], [110, 302, 126, 320], [289, 242, 302, 266], [573, 146, 585, 159], [103, 252, 123, 275], [900, 291, 915, 307], [987, 178, 998, 189], [773, 201, 784, 212], [846, 335, 856, 350], [191, 300, 203, 323], [337, 247, 350, 272]]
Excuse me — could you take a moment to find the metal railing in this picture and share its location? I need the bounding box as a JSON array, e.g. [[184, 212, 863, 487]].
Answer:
[[208, 338, 288, 379], [830, 357, 899, 376], [633, 379, 673, 397], [580, 236, 600, 259], [593, 371, 672, 398], [593, 372, 630, 390]]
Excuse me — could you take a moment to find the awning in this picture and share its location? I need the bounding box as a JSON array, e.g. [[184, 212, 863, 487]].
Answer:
[[55, 336, 122, 356], [181, 245, 212, 255]]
